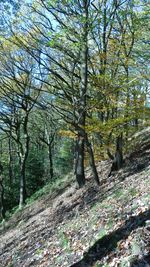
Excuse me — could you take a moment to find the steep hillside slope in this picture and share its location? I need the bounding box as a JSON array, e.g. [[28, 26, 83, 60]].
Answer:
[[0, 129, 150, 267]]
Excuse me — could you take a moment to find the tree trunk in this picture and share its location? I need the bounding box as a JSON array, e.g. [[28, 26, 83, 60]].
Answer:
[[85, 134, 100, 185], [0, 177, 5, 220], [75, 0, 89, 187], [125, 66, 130, 142], [19, 157, 26, 208], [109, 134, 123, 176], [0, 163, 5, 220], [18, 113, 29, 208], [133, 92, 138, 128], [8, 135, 14, 185], [75, 135, 86, 187], [48, 143, 53, 179]]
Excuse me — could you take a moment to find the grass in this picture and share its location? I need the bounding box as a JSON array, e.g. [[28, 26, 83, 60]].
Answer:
[[128, 188, 138, 197], [59, 231, 70, 250], [0, 173, 74, 225], [106, 219, 114, 229], [26, 172, 74, 205], [1, 169, 150, 266], [97, 228, 107, 239], [35, 248, 44, 256], [131, 241, 141, 256], [1, 126, 150, 267], [120, 256, 135, 267], [0, 205, 26, 225]]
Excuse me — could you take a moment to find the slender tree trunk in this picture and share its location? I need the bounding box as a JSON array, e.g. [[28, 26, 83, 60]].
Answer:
[[19, 146, 29, 208], [109, 133, 123, 176], [19, 113, 29, 208], [75, 0, 89, 187], [114, 134, 123, 170], [8, 135, 14, 185], [133, 92, 138, 128], [0, 163, 5, 220], [48, 143, 53, 179], [0, 177, 5, 220], [85, 134, 100, 185], [102, 0, 107, 75], [19, 156, 26, 208], [125, 65, 130, 141], [75, 135, 86, 187], [40, 128, 54, 179]]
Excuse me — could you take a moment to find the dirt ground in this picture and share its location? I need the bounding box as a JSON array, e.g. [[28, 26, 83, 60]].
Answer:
[[0, 133, 150, 267]]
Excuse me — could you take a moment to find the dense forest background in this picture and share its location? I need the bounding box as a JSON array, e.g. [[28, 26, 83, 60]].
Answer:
[[0, 0, 149, 220]]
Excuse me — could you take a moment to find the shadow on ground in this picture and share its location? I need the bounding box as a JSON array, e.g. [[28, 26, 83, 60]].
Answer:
[[70, 209, 150, 267], [130, 255, 150, 267]]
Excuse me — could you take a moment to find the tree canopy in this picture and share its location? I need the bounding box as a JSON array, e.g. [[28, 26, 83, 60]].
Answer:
[[0, 0, 149, 219]]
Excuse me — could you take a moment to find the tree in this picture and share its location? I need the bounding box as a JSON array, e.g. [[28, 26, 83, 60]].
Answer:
[[0, 162, 5, 220], [8, 0, 100, 187], [0, 41, 42, 207], [33, 109, 58, 180], [0, 0, 149, 217]]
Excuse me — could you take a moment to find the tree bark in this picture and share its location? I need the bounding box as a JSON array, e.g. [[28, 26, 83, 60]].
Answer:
[[48, 142, 53, 179], [0, 163, 5, 220], [19, 156, 27, 208], [8, 135, 14, 185], [85, 134, 100, 185], [0, 179, 5, 220], [18, 113, 29, 208], [39, 128, 54, 180], [75, 135, 86, 187], [75, 0, 89, 187], [109, 133, 123, 176]]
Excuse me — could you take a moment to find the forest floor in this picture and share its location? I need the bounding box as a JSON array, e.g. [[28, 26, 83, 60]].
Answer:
[[0, 128, 150, 267]]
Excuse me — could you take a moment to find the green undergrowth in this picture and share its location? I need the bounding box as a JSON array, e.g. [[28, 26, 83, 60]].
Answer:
[[26, 172, 74, 205], [0, 172, 74, 225]]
